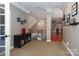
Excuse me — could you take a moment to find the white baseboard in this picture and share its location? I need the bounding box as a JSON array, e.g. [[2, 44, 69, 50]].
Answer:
[[46, 40, 51, 42], [10, 46, 14, 50], [63, 41, 74, 56]]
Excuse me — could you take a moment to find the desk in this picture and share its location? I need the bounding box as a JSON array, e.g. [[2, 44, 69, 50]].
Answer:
[[14, 33, 31, 48]]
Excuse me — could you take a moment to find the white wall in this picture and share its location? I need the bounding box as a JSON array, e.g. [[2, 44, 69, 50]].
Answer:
[[63, 2, 79, 56], [51, 8, 63, 18], [10, 4, 43, 47], [36, 20, 46, 30], [10, 4, 28, 47], [27, 15, 38, 29]]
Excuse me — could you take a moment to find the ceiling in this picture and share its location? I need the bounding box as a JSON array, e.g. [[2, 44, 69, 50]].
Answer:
[[11, 2, 65, 22], [16, 2, 65, 10]]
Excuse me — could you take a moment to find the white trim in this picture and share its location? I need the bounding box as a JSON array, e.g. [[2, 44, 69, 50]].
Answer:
[[11, 3, 28, 14], [46, 39, 51, 42], [0, 35, 6, 37], [63, 41, 74, 56], [0, 7, 5, 9], [0, 14, 5, 15], [0, 46, 5, 47], [0, 51, 5, 56], [5, 2, 11, 56], [0, 0, 5, 4], [0, 24, 5, 26]]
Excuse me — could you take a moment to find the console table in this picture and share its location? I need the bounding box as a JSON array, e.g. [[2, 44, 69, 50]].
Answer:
[[14, 33, 31, 48]]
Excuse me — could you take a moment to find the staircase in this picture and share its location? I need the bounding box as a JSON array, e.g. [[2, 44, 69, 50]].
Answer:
[[29, 20, 40, 32]]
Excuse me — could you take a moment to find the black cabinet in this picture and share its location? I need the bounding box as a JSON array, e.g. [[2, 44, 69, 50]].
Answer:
[[14, 33, 31, 48]]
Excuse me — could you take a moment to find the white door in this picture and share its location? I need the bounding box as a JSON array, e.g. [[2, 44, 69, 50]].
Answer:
[[0, 3, 10, 56]]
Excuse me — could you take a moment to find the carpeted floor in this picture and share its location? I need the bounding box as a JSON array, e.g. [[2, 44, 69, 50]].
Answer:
[[11, 40, 71, 56]]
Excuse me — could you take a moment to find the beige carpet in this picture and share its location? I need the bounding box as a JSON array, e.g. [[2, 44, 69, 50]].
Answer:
[[11, 40, 71, 56]]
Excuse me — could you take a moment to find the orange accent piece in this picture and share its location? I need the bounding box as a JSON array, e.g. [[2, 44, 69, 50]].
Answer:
[[51, 34, 63, 42]]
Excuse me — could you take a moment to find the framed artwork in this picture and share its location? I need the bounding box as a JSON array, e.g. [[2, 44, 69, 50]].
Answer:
[[17, 17, 21, 22], [66, 14, 70, 25], [72, 2, 78, 17], [21, 20, 24, 25], [17, 17, 27, 25], [24, 19, 26, 23]]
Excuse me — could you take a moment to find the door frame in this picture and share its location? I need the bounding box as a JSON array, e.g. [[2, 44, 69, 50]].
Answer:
[[5, 2, 11, 56], [0, 2, 10, 56], [0, 1, 11, 56]]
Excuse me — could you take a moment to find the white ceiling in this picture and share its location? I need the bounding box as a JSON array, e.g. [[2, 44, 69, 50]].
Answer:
[[16, 2, 65, 10], [11, 2, 65, 21]]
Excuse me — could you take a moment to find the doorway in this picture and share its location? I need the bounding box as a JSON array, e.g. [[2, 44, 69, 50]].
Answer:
[[51, 21, 63, 42]]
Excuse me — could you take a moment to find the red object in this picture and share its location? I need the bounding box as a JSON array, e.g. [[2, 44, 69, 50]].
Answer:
[[21, 28, 26, 35], [51, 34, 63, 42], [20, 28, 26, 42]]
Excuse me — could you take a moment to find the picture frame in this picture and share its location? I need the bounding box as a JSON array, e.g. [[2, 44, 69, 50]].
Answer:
[[24, 19, 26, 23], [21, 20, 24, 25], [17, 17, 21, 22], [66, 14, 70, 25], [17, 17, 27, 25], [72, 2, 78, 17]]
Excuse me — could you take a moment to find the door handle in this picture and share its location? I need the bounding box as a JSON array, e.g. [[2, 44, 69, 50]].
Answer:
[[0, 35, 9, 38], [4, 35, 8, 37]]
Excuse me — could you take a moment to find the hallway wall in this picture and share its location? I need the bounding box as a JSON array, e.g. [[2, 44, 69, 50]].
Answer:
[[10, 4, 28, 48], [63, 2, 79, 56], [10, 4, 46, 48]]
